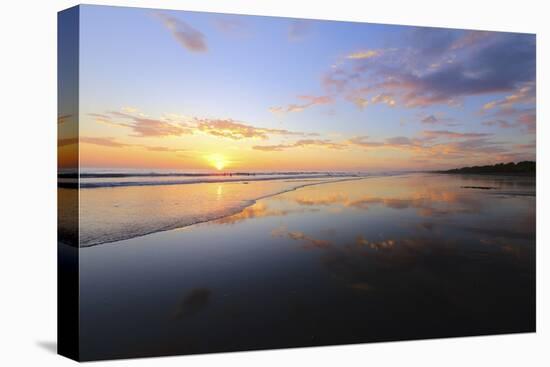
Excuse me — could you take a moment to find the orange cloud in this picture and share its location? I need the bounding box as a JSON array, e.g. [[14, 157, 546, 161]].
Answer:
[[371, 93, 396, 107], [80, 137, 128, 148], [253, 139, 345, 151], [90, 110, 314, 141], [482, 83, 535, 111], [92, 111, 192, 137], [269, 95, 333, 114], [81, 136, 186, 153], [195, 118, 304, 140], [517, 112, 536, 133], [346, 49, 381, 60]]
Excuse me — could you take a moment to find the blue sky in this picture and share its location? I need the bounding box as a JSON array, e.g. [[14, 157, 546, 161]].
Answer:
[[74, 5, 536, 171]]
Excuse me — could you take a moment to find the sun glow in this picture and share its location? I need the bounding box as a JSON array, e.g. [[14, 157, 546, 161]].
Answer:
[[207, 153, 228, 171]]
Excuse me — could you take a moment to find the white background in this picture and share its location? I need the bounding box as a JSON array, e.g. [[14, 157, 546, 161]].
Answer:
[[0, 0, 548, 365]]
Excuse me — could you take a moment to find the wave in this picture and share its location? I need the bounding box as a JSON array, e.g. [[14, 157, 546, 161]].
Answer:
[[60, 171, 363, 189], [77, 171, 348, 178], [81, 174, 359, 188]]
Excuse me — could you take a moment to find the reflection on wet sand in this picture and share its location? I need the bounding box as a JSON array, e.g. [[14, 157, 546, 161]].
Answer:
[[356, 236, 395, 250], [271, 225, 331, 249], [174, 288, 211, 320], [79, 173, 535, 359], [78, 177, 344, 246], [215, 202, 318, 225], [284, 175, 485, 216]]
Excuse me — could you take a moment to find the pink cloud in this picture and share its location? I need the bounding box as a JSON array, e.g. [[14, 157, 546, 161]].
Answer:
[[269, 95, 333, 114], [155, 13, 207, 53]]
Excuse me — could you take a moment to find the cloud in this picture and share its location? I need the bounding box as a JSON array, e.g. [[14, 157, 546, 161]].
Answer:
[[346, 49, 381, 60], [482, 82, 535, 111], [385, 136, 415, 145], [448, 138, 505, 154], [370, 93, 396, 107], [288, 20, 311, 41], [515, 141, 536, 150], [80, 136, 187, 153], [349, 97, 369, 110], [421, 115, 438, 124], [213, 17, 247, 35], [421, 130, 491, 140], [347, 131, 508, 160], [127, 117, 193, 137], [420, 113, 456, 126], [195, 118, 306, 140], [80, 137, 129, 148], [346, 136, 385, 148], [450, 30, 493, 50], [344, 90, 398, 110], [143, 145, 186, 152], [322, 30, 535, 109], [253, 139, 345, 152], [481, 108, 535, 133], [154, 13, 207, 53], [482, 119, 514, 128], [91, 109, 318, 141], [88, 113, 111, 120], [121, 106, 139, 114], [322, 69, 349, 93], [517, 112, 536, 133], [347, 135, 421, 149], [99, 111, 193, 137], [269, 95, 333, 114]]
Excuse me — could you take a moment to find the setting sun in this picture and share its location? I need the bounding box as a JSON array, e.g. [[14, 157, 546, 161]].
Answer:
[[206, 153, 228, 171]]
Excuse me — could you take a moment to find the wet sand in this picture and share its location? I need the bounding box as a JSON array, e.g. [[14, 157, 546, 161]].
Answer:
[[77, 173, 535, 360], [64, 176, 358, 246]]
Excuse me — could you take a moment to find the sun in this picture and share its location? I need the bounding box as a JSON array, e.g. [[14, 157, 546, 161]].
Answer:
[[206, 153, 228, 171]]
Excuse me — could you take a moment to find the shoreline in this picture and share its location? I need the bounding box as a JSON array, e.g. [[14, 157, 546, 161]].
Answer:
[[79, 175, 371, 248], [72, 171, 534, 248], [62, 173, 362, 189]]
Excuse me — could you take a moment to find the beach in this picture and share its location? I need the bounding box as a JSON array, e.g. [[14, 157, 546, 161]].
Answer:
[[74, 173, 535, 360], [53, 10, 537, 362], [73, 173, 361, 246]]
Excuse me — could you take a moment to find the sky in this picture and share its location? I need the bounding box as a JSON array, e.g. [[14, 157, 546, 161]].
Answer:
[[64, 4, 536, 172]]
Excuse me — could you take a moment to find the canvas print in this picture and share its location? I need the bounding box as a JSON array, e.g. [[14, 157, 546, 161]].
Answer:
[[58, 4, 536, 361]]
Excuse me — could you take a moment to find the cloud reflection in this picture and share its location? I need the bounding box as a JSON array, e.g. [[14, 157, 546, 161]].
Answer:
[[288, 178, 482, 218], [174, 288, 211, 320], [272, 225, 331, 249], [216, 202, 318, 225]]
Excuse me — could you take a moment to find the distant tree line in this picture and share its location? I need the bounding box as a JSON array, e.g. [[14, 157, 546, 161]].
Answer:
[[440, 161, 535, 175]]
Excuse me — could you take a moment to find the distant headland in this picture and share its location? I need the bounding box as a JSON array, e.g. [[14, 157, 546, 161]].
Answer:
[[439, 161, 535, 175]]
